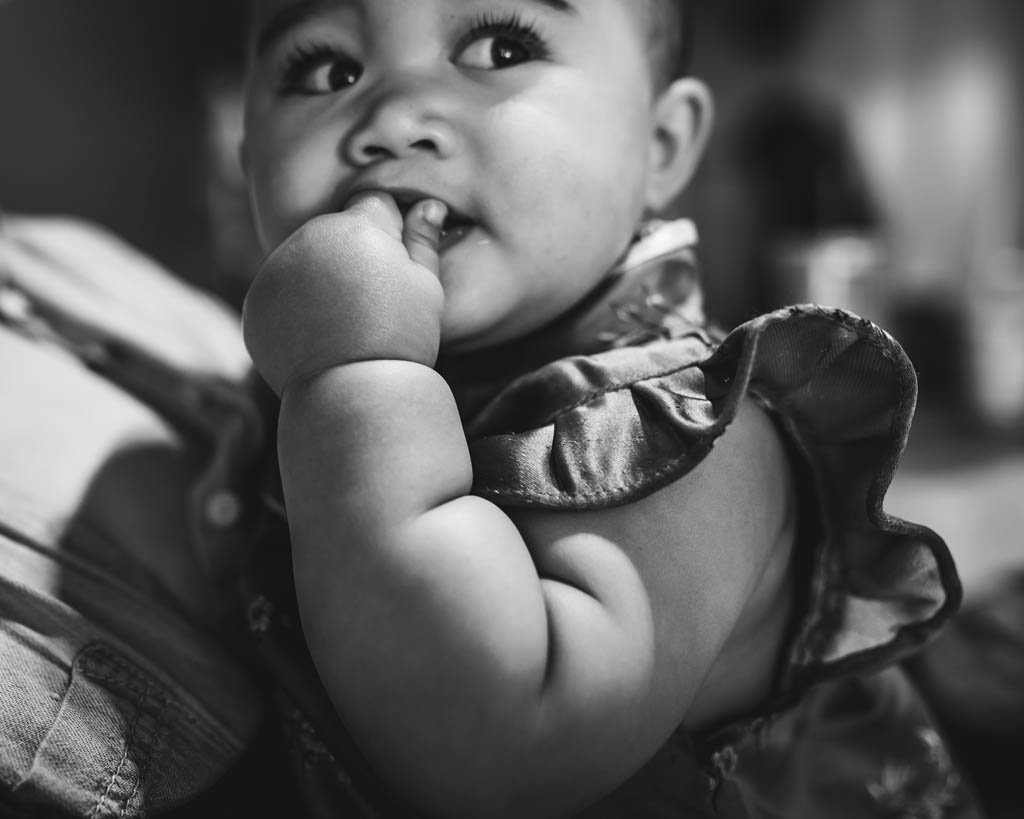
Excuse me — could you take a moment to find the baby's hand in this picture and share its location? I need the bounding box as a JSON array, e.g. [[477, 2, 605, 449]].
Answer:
[[242, 193, 448, 395]]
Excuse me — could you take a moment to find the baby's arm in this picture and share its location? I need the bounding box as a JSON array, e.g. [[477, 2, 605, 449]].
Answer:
[[243, 196, 794, 818]]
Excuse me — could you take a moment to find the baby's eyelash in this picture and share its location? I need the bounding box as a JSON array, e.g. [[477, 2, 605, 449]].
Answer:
[[458, 10, 549, 58], [279, 41, 346, 92]]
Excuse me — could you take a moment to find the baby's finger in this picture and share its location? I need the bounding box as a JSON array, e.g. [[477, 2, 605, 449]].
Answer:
[[403, 199, 447, 277], [343, 190, 403, 237]]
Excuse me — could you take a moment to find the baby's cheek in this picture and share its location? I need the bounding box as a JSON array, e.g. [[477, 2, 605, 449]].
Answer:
[[250, 137, 344, 249], [483, 123, 644, 274]]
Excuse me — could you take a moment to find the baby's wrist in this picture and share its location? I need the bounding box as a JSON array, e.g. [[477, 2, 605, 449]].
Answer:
[[281, 346, 440, 396]]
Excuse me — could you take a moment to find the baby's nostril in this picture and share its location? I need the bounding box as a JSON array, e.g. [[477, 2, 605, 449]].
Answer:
[[361, 144, 393, 160]]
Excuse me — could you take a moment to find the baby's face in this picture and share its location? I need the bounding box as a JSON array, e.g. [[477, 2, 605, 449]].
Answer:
[[244, 0, 665, 351]]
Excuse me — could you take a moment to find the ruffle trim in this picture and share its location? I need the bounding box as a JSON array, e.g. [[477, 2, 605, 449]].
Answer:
[[467, 304, 961, 701]]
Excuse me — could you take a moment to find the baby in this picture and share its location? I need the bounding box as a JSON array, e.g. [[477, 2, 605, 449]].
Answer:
[[240, 1, 974, 817]]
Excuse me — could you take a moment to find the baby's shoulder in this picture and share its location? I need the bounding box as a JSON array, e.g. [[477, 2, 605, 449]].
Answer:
[[466, 327, 730, 510], [469, 304, 961, 722], [485, 332, 800, 734]]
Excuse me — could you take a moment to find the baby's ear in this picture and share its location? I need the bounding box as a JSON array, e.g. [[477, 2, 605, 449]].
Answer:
[[644, 78, 714, 212]]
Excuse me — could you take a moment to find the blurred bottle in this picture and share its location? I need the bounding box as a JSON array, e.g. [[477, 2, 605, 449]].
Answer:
[[773, 230, 888, 323], [967, 248, 1024, 429], [731, 84, 888, 322]]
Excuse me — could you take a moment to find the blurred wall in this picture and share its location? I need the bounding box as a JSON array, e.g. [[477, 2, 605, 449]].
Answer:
[[800, 0, 1024, 294], [680, 0, 1024, 424], [686, 0, 1023, 313], [0, 0, 245, 294]]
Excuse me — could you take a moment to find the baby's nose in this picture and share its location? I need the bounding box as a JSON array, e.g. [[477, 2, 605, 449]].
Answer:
[[344, 78, 457, 164]]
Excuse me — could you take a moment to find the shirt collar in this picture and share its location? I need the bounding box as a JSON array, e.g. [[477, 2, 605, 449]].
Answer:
[[439, 218, 704, 420]]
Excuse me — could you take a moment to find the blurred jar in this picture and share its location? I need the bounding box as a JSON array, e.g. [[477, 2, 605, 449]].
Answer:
[[771, 230, 889, 324], [967, 248, 1024, 429]]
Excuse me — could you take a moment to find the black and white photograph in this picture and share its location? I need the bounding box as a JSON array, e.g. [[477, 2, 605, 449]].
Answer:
[[2, 2, 1023, 817]]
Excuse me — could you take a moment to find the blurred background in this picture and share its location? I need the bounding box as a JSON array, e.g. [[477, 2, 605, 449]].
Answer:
[[1, 0, 1023, 595]]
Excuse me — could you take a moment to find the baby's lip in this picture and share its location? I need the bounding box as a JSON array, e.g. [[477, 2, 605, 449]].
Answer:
[[346, 185, 475, 230]]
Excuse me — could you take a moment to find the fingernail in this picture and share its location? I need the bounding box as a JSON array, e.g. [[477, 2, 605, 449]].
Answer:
[[423, 199, 447, 229]]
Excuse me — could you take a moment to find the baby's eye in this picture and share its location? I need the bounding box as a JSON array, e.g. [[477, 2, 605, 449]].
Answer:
[[454, 15, 548, 71], [457, 34, 535, 70], [281, 46, 363, 95]]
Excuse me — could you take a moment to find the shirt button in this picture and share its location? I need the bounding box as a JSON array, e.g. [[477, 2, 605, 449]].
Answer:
[[247, 595, 274, 634], [206, 490, 242, 528], [0, 286, 32, 324]]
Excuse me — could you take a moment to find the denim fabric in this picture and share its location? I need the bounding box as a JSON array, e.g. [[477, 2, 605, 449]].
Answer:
[[0, 609, 246, 817], [1, 217, 266, 816]]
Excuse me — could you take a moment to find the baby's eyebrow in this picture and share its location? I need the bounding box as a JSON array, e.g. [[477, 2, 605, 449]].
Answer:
[[254, 0, 344, 57], [254, 0, 578, 57]]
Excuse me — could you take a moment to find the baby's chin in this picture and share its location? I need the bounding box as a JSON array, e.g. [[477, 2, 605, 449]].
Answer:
[[437, 299, 532, 356], [434, 234, 620, 354], [438, 297, 565, 357]]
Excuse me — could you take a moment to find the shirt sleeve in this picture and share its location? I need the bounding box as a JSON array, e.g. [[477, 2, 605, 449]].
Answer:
[[467, 304, 961, 694]]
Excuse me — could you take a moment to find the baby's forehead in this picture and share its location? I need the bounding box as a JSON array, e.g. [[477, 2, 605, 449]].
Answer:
[[245, 0, 623, 54], [247, 0, 648, 27]]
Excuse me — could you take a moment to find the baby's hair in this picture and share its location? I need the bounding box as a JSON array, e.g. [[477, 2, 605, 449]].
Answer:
[[646, 0, 696, 88]]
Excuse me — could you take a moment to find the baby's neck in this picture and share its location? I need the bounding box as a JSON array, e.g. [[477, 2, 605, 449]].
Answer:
[[439, 218, 703, 421]]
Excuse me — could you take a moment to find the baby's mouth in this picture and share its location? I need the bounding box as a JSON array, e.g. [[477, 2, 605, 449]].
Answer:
[[438, 210, 474, 251], [391, 192, 476, 252]]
